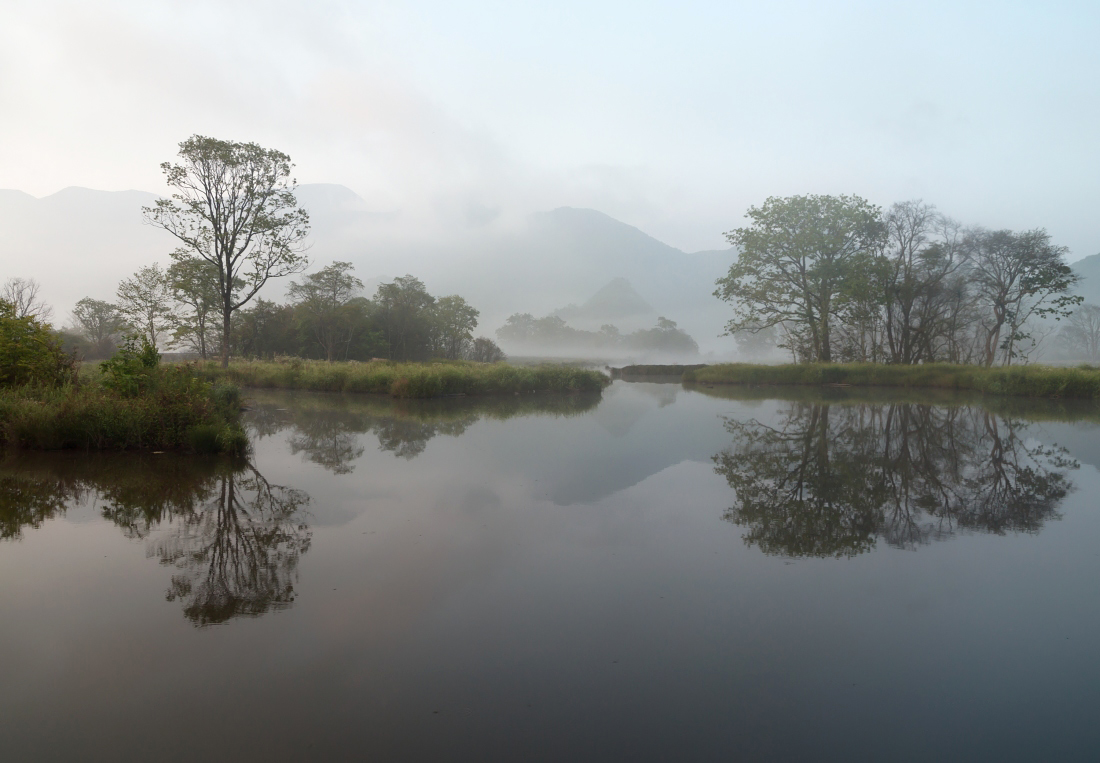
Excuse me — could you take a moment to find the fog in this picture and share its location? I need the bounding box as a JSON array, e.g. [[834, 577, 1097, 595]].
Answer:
[[1, 0, 1098, 356]]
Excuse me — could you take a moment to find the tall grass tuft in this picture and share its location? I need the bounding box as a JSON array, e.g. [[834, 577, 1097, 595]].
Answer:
[[0, 367, 248, 454]]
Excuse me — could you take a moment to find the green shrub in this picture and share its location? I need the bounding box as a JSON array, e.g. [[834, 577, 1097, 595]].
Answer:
[[100, 335, 161, 396], [0, 300, 76, 388]]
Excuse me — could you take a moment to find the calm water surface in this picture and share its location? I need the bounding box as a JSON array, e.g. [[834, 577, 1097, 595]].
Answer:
[[2, 382, 1099, 761]]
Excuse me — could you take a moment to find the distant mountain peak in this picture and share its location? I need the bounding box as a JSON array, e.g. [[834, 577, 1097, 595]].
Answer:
[[553, 277, 656, 324]]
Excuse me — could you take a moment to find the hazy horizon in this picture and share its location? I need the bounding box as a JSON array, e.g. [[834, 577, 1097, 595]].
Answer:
[[2, 0, 1098, 260]]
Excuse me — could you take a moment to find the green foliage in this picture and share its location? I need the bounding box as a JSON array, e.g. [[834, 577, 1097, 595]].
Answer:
[[198, 359, 610, 398], [1, 334, 246, 453], [0, 300, 76, 388], [143, 135, 311, 366], [71, 297, 126, 358], [716, 194, 885, 363], [685, 362, 1100, 399], [100, 335, 162, 396]]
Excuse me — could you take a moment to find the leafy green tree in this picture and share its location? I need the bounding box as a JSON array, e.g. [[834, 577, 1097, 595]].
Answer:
[[143, 135, 310, 367], [967, 228, 1080, 366], [116, 264, 175, 348], [71, 297, 126, 358], [374, 275, 436, 361], [716, 194, 886, 362], [433, 295, 479, 360], [287, 261, 364, 360], [167, 259, 221, 359]]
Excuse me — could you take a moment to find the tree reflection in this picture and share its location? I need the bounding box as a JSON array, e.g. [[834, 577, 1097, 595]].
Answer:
[[714, 403, 1077, 558], [151, 465, 310, 626], [0, 455, 311, 626], [249, 391, 601, 471]]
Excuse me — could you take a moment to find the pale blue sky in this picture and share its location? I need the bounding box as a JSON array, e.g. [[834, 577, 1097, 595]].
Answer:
[[1, 0, 1097, 256]]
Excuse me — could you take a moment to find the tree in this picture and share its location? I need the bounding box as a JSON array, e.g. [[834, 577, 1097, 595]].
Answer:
[[167, 259, 222, 359], [116, 264, 175, 348], [71, 297, 126, 357], [967, 228, 1080, 366], [433, 295, 479, 360], [716, 195, 886, 362], [232, 298, 297, 359], [880, 201, 968, 364], [287, 261, 364, 361], [143, 135, 310, 367], [626, 317, 699, 355], [466, 337, 506, 363], [1058, 304, 1100, 362], [2, 278, 52, 323], [374, 275, 436, 361]]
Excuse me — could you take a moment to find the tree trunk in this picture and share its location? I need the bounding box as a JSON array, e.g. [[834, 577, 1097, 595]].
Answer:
[[221, 307, 232, 369]]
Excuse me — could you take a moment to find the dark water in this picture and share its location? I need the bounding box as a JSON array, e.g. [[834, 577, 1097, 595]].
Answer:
[[2, 383, 1099, 761]]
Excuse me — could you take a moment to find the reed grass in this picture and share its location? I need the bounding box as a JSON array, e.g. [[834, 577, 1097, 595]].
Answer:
[[684, 362, 1100, 399], [198, 359, 610, 397], [0, 370, 247, 454]]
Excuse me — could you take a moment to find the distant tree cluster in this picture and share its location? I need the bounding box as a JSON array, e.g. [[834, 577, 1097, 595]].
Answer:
[[717, 195, 1082, 366], [231, 267, 503, 362], [63, 262, 504, 364], [48, 135, 503, 365], [497, 314, 699, 356]]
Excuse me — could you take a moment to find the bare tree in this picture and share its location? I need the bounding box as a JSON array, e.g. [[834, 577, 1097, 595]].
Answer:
[[881, 201, 968, 364], [1059, 304, 1100, 362], [2, 278, 53, 323], [143, 135, 310, 368]]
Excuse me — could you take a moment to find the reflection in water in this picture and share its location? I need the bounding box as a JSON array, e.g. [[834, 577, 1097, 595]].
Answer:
[[0, 455, 310, 626], [714, 403, 1078, 558], [248, 391, 602, 472]]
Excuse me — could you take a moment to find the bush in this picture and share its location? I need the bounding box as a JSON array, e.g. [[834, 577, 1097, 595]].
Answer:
[[100, 335, 161, 396], [0, 300, 75, 388]]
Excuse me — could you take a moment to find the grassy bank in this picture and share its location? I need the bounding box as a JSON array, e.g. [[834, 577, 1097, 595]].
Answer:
[[0, 369, 247, 453], [683, 362, 1100, 399], [198, 359, 610, 397]]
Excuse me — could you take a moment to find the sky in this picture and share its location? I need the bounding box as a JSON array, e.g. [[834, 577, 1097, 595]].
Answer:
[[1, 0, 1098, 257]]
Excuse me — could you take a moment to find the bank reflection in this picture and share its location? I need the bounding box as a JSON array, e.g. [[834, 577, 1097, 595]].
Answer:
[[248, 391, 602, 472], [1, 455, 311, 626], [713, 403, 1078, 558]]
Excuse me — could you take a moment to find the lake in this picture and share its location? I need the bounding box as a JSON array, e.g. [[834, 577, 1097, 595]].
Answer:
[[2, 382, 1099, 761]]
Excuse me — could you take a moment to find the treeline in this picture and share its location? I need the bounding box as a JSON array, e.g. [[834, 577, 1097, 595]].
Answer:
[[717, 196, 1085, 366], [59, 263, 505, 364], [497, 314, 699, 356]]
